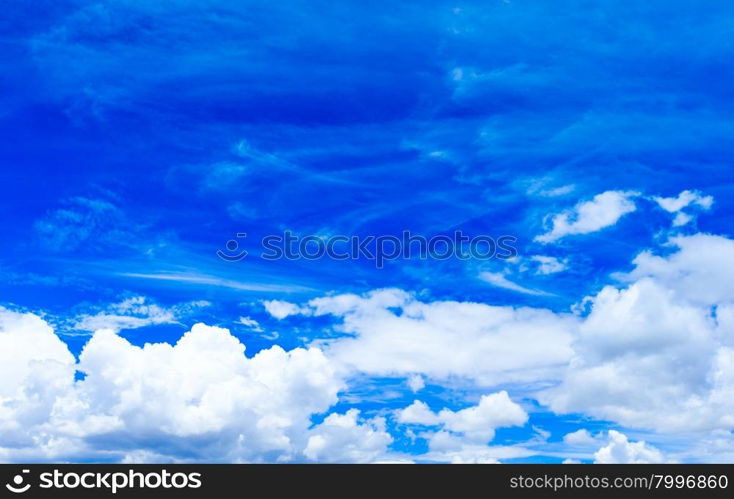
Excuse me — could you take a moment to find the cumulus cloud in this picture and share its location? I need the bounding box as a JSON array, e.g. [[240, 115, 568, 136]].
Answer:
[[680, 432, 734, 463], [623, 234, 734, 306], [304, 410, 392, 463], [0, 309, 355, 462], [429, 444, 504, 463], [7, 232, 734, 462], [398, 391, 528, 444], [563, 429, 598, 447], [308, 289, 576, 385], [535, 190, 638, 243], [544, 234, 734, 433], [396, 392, 530, 463], [593, 431, 666, 463], [0, 308, 76, 458], [299, 233, 734, 443], [398, 400, 442, 426], [421, 432, 535, 464]]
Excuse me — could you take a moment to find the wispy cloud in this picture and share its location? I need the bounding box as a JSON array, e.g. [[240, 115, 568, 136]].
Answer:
[[530, 255, 569, 275], [72, 296, 210, 333], [120, 272, 313, 293], [478, 272, 553, 296]]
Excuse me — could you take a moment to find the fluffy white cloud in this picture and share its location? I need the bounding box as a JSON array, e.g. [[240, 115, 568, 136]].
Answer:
[[7, 231, 734, 462], [0, 309, 76, 457], [398, 391, 527, 444], [678, 431, 734, 463], [536, 190, 638, 243], [544, 234, 734, 433], [544, 279, 725, 431], [0, 308, 75, 397], [563, 429, 597, 447], [623, 234, 734, 306], [262, 300, 308, 319], [397, 392, 530, 463], [304, 410, 392, 463], [0, 311, 357, 462], [308, 289, 576, 385], [439, 392, 528, 442], [398, 400, 442, 426], [594, 431, 666, 464], [422, 432, 534, 464]]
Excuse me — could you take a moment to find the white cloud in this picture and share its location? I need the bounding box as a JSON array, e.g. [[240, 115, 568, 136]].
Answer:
[[540, 185, 575, 197], [235, 316, 263, 332], [530, 255, 568, 275], [121, 272, 308, 293], [396, 392, 530, 463], [308, 289, 576, 385], [652, 190, 713, 227], [438, 392, 528, 442], [0, 308, 76, 457], [593, 431, 666, 463], [535, 190, 638, 243], [563, 429, 598, 447], [398, 401, 442, 426], [262, 300, 309, 320], [407, 374, 425, 393], [544, 234, 734, 433], [0, 311, 356, 462], [33, 197, 131, 252], [679, 431, 734, 463], [422, 432, 534, 464], [653, 190, 713, 213], [623, 234, 734, 306], [201, 162, 249, 191], [7, 231, 734, 462], [672, 212, 693, 226], [478, 272, 552, 295], [398, 391, 528, 444], [544, 278, 722, 431], [0, 308, 75, 397], [304, 410, 392, 463], [72, 296, 210, 332], [524, 178, 575, 197]]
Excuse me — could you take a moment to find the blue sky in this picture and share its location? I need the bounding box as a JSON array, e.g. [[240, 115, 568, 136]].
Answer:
[[1, 0, 734, 463]]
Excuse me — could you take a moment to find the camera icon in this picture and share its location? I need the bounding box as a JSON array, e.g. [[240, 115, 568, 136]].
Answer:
[[6, 469, 31, 494]]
